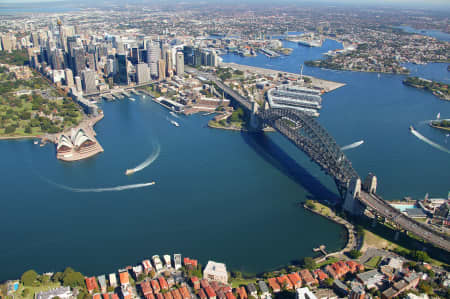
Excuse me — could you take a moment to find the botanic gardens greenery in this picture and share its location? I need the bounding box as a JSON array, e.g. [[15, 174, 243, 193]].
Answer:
[[0, 50, 29, 66]]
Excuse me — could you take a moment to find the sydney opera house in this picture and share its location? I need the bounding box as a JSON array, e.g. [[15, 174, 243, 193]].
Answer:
[[56, 128, 103, 161]]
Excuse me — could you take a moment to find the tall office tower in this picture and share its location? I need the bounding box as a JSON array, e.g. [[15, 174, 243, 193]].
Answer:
[[64, 68, 74, 87], [72, 47, 86, 76], [131, 47, 140, 64], [175, 52, 184, 76], [165, 49, 173, 78], [31, 32, 40, 48], [1, 34, 13, 52], [139, 49, 147, 63], [136, 63, 150, 84], [211, 51, 218, 67], [74, 76, 82, 93], [106, 58, 115, 76], [81, 69, 96, 94], [193, 48, 202, 66], [86, 53, 95, 70], [115, 54, 129, 85], [57, 19, 66, 51], [147, 42, 161, 78], [183, 46, 193, 65], [157, 59, 166, 80], [161, 43, 170, 61], [202, 51, 208, 66], [51, 49, 63, 70]]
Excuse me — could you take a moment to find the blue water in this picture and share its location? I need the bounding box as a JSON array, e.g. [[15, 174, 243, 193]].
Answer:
[[391, 204, 416, 212], [1, 38, 449, 281], [396, 26, 450, 42]]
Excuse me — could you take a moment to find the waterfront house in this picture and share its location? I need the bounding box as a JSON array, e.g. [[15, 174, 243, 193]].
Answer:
[[204, 261, 228, 284], [313, 269, 328, 283], [109, 273, 118, 288], [325, 265, 338, 280], [246, 283, 257, 297], [163, 255, 172, 268], [287, 273, 303, 289], [257, 281, 270, 298], [267, 278, 281, 293], [184, 257, 198, 268], [143, 260, 153, 274], [299, 270, 318, 286], [277, 275, 293, 290], [236, 286, 247, 299], [345, 261, 364, 274], [98, 275, 107, 293], [152, 255, 163, 272], [85, 277, 99, 293], [119, 270, 130, 286], [133, 265, 144, 278], [174, 254, 182, 270]]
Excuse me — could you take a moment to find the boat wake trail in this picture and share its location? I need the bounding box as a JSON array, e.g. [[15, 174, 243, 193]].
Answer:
[[341, 140, 364, 151], [129, 142, 161, 173], [410, 128, 450, 155], [38, 174, 155, 192]]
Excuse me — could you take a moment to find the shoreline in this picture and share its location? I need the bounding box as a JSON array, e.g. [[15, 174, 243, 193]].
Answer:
[[0, 135, 40, 140], [302, 202, 358, 261]]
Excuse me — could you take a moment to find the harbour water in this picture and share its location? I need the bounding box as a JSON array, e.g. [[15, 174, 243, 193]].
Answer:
[[1, 39, 449, 281]]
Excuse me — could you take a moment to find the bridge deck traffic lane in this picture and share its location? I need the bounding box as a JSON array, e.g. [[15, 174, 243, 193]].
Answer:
[[360, 192, 450, 252]]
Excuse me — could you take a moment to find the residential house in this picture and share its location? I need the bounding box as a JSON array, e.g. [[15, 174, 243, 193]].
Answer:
[[204, 261, 228, 284], [277, 275, 293, 290], [299, 270, 318, 286], [267, 278, 281, 293], [119, 270, 130, 286], [85, 277, 99, 294], [246, 283, 257, 298], [288, 273, 303, 289]]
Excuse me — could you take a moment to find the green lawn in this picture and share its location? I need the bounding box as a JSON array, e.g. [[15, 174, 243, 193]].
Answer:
[[15, 282, 61, 299], [315, 257, 339, 268], [230, 278, 258, 288], [365, 256, 381, 268]]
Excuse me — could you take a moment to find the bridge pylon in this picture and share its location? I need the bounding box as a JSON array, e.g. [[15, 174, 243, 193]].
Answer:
[[249, 101, 261, 130], [343, 177, 366, 216]]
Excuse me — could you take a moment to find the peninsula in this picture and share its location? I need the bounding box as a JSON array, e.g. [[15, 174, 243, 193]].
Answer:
[[403, 77, 450, 101]]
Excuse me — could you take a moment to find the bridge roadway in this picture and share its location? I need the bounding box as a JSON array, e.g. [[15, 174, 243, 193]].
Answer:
[[360, 191, 450, 252], [194, 69, 450, 252]]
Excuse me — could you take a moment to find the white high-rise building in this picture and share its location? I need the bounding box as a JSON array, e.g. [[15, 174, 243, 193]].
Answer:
[[176, 52, 184, 76], [81, 69, 96, 94], [147, 42, 160, 78], [136, 63, 150, 84], [64, 68, 74, 87], [75, 76, 82, 93]]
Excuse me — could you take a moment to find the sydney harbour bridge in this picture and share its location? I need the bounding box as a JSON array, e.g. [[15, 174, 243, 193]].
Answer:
[[208, 74, 450, 253]]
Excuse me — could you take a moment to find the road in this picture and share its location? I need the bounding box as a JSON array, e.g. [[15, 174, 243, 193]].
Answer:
[[360, 191, 450, 252]]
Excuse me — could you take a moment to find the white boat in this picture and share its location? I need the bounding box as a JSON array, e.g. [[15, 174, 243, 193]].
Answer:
[[170, 120, 180, 127], [125, 169, 135, 175], [130, 98, 136, 102], [34, 140, 39, 145], [170, 111, 177, 117]]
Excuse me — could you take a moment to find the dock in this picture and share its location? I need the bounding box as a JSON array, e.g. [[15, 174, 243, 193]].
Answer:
[[313, 245, 328, 256]]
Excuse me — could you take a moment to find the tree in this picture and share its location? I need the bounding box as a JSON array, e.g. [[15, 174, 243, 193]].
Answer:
[[4, 125, 16, 134], [323, 278, 334, 287], [22, 288, 31, 297], [302, 257, 316, 270], [410, 250, 430, 262], [61, 267, 85, 288], [348, 250, 362, 259], [305, 200, 315, 210], [21, 270, 38, 286], [232, 271, 242, 279]]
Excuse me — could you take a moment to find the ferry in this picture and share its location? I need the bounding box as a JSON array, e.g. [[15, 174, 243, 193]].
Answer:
[[125, 169, 135, 175], [409, 125, 414, 132], [170, 120, 180, 127]]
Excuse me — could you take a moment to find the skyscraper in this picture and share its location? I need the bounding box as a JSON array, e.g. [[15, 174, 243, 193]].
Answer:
[[81, 69, 96, 94], [147, 42, 160, 78], [165, 49, 173, 78], [136, 63, 150, 84], [64, 68, 74, 87], [176, 52, 184, 76], [72, 47, 86, 76], [157, 59, 166, 80], [115, 54, 129, 85]]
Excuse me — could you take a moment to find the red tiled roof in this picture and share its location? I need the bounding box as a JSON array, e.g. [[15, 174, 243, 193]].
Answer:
[[172, 289, 182, 299], [179, 287, 191, 299], [313, 269, 328, 282], [205, 286, 217, 299], [267, 278, 281, 292], [158, 277, 169, 290], [156, 293, 164, 299], [225, 292, 236, 299], [163, 291, 173, 299], [141, 281, 153, 295], [236, 287, 247, 299], [93, 294, 101, 299], [287, 273, 302, 288], [111, 294, 119, 299], [201, 279, 210, 289], [199, 289, 207, 299], [145, 294, 155, 299], [222, 286, 232, 294], [151, 280, 161, 293], [119, 271, 130, 285], [102, 293, 110, 299], [277, 275, 293, 290], [86, 277, 99, 292], [299, 270, 317, 285]]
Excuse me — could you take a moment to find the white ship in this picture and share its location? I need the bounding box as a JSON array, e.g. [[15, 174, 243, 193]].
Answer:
[[170, 120, 180, 127]]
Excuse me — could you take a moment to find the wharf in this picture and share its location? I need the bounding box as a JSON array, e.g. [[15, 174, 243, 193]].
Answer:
[[222, 62, 346, 92]]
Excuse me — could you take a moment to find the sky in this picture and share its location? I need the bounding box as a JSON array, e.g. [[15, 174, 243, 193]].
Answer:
[[1, 0, 450, 8]]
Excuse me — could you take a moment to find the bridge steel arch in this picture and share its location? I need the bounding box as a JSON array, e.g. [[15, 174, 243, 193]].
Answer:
[[258, 108, 358, 197]]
